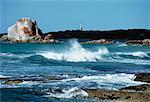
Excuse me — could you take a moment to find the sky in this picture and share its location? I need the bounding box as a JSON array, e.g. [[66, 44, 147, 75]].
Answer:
[[0, 0, 150, 33]]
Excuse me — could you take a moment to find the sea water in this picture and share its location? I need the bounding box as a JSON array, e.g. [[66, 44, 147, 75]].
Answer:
[[0, 39, 150, 102]]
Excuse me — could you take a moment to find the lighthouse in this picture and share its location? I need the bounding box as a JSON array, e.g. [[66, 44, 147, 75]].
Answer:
[[80, 24, 83, 31]]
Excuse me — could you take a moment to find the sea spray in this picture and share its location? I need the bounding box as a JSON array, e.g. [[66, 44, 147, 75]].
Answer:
[[45, 87, 88, 98], [38, 39, 109, 62]]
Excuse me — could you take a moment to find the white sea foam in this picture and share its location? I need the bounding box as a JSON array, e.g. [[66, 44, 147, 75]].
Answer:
[[44, 73, 145, 98], [46, 73, 145, 90], [0, 52, 32, 58], [45, 87, 88, 98], [61, 73, 144, 86], [0, 81, 40, 89], [114, 51, 149, 58], [0, 75, 11, 78], [38, 39, 109, 62], [117, 43, 127, 47]]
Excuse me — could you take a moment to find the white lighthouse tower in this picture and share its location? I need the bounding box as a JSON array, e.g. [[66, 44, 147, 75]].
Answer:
[[80, 24, 83, 31]]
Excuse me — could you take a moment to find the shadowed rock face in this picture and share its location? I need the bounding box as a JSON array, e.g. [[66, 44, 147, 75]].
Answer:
[[7, 18, 41, 41], [134, 73, 150, 83], [120, 84, 150, 93]]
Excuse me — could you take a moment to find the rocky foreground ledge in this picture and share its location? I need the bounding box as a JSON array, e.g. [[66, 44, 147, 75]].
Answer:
[[84, 73, 150, 102], [1, 73, 150, 101]]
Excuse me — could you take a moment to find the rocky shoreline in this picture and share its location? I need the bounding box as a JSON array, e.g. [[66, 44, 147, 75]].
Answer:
[[85, 86, 150, 102], [1, 73, 150, 101], [81, 39, 150, 45], [84, 73, 150, 102], [1, 34, 150, 45]]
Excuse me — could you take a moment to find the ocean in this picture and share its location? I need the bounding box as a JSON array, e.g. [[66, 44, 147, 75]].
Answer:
[[0, 39, 150, 102]]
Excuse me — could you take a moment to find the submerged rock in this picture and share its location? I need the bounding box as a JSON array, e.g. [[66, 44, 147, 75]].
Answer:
[[7, 18, 42, 42], [46, 76, 65, 80], [134, 73, 150, 83], [4, 79, 23, 85], [2, 75, 66, 85]]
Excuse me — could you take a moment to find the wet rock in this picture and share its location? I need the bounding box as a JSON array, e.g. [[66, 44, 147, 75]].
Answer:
[[46, 76, 65, 80], [0, 35, 8, 41], [126, 39, 150, 45], [126, 40, 142, 44], [0, 77, 11, 81], [53, 89, 63, 93], [134, 73, 150, 83], [82, 39, 113, 44], [142, 39, 150, 45], [4, 79, 23, 85], [2, 75, 65, 85], [120, 84, 150, 93], [84, 89, 150, 101], [44, 34, 53, 40]]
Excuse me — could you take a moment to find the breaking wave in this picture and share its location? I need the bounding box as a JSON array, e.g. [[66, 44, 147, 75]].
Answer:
[[117, 43, 127, 47], [43, 73, 144, 99], [38, 39, 109, 62], [114, 51, 149, 58], [0, 39, 149, 64], [0, 52, 33, 58]]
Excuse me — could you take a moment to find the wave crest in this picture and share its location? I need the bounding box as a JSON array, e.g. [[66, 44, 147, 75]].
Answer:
[[38, 39, 109, 62], [114, 51, 149, 58]]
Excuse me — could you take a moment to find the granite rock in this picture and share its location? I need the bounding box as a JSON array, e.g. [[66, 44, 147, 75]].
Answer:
[[7, 18, 42, 41]]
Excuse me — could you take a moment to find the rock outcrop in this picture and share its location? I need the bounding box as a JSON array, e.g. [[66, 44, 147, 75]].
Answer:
[[134, 73, 150, 83], [142, 39, 150, 45], [84, 73, 150, 101], [84, 88, 150, 102], [0, 35, 8, 41], [1, 75, 66, 85], [82, 39, 114, 44], [4, 79, 23, 85], [126, 39, 150, 45], [7, 18, 41, 42], [120, 84, 150, 93], [0, 18, 59, 43]]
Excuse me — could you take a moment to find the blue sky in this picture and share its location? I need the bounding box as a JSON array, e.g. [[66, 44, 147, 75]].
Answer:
[[0, 0, 150, 33]]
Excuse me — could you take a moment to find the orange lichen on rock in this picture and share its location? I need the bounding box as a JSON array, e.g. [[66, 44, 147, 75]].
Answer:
[[7, 18, 41, 41]]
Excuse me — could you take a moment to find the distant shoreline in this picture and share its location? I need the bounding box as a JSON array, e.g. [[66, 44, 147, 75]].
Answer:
[[1, 29, 150, 45], [46, 29, 150, 40], [1, 29, 150, 39]]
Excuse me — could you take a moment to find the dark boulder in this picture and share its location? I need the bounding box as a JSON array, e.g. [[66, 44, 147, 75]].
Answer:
[[134, 73, 150, 83], [120, 84, 150, 93]]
